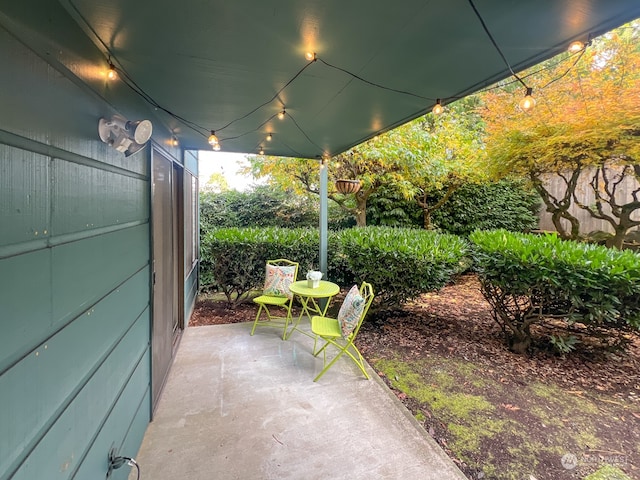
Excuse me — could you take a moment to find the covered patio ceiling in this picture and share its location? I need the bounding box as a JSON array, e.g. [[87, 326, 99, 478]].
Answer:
[[3, 0, 640, 158]]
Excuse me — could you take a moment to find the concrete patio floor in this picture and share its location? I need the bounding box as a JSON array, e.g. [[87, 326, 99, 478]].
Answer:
[[131, 321, 467, 480]]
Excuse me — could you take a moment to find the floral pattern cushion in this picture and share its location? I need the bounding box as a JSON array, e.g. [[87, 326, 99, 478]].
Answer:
[[263, 264, 296, 300], [338, 285, 365, 337]]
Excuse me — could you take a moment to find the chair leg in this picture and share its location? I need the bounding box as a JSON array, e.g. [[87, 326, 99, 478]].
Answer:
[[341, 345, 370, 380], [281, 305, 291, 340], [314, 344, 346, 382], [312, 338, 330, 357], [250, 304, 265, 335], [313, 338, 370, 382], [252, 302, 292, 340]]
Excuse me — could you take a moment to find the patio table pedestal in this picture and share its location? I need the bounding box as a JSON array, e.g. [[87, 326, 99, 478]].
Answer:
[[287, 280, 340, 339]]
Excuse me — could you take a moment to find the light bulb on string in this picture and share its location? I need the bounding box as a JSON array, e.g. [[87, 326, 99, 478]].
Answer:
[[259, 146, 264, 155], [107, 62, 117, 81], [266, 133, 273, 142], [171, 136, 179, 147], [305, 52, 316, 61], [278, 109, 286, 120], [519, 87, 536, 111], [568, 40, 585, 53], [208, 130, 219, 146], [432, 99, 444, 115]]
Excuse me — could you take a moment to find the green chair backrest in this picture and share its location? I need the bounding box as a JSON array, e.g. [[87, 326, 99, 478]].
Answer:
[[348, 282, 374, 339], [262, 259, 299, 299]]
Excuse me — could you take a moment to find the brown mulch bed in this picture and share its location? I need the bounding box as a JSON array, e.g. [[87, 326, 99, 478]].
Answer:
[[191, 274, 640, 480], [190, 297, 258, 326]]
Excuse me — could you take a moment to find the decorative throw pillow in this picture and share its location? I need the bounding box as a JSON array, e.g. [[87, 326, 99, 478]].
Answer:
[[263, 264, 296, 299], [338, 285, 365, 337]]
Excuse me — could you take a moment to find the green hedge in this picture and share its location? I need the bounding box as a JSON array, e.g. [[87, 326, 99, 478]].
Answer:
[[431, 180, 540, 236], [201, 226, 468, 308], [470, 229, 640, 352], [340, 227, 468, 306], [199, 187, 354, 233], [200, 227, 321, 303], [366, 180, 540, 235]]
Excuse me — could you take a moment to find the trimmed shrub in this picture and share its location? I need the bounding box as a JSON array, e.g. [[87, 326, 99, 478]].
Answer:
[[366, 186, 422, 228], [431, 180, 540, 236], [339, 227, 469, 306], [366, 180, 540, 235], [200, 227, 320, 303], [200, 226, 467, 308], [199, 188, 318, 230], [326, 233, 357, 287], [470, 229, 640, 353], [199, 187, 354, 232]]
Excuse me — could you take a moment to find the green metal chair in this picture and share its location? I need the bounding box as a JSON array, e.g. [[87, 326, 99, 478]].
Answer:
[[250, 259, 299, 339], [310, 282, 374, 382]]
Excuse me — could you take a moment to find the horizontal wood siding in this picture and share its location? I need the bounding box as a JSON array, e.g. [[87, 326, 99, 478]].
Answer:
[[0, 22, 152, 480]]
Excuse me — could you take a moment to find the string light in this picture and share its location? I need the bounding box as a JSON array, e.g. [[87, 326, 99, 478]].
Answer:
[[79, 1, 596, 158], [519, 87, 536, 111], [568, 40, 585, 53], [96, 26, 590, 156], [432, 99, 444, 115], [107, 62, 117, 80], [171, 136, 179, 147]]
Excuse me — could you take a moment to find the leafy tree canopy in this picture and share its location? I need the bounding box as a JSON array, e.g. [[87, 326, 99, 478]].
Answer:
[[482, 21, 640, 176], [480, 20, 640, 245], [246, 95, 487, 226]]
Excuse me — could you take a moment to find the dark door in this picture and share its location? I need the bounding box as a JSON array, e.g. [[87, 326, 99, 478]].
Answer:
[[151, 149, 180, 410]]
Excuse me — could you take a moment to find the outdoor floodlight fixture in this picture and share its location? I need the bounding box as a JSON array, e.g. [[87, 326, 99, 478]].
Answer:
[[98, 114, 153, 157]]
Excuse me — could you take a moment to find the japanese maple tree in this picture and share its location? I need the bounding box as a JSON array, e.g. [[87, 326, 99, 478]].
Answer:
[[482, 21, 640, 247]]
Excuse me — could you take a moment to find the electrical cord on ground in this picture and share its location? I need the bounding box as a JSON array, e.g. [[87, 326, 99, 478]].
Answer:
[[109, 456, 140, 480]]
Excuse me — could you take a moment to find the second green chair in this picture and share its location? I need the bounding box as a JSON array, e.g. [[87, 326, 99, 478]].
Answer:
[[310, 282, 374, 382]]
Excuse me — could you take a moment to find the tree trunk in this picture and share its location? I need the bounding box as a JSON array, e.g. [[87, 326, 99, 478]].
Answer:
[[327, 185, 376, 227], [508, 332, 531, 354], [354, 193, 368, 227], [607, 227, 627, 250], [423, 211, 433, 230], [550, 210, 581, 240], [416, 184, 458, 231], [574, 163, 640, 249], [532, 173, 581, 240]]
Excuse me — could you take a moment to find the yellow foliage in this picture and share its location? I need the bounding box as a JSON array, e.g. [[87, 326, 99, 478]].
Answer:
[[482, 21, 640, 178]]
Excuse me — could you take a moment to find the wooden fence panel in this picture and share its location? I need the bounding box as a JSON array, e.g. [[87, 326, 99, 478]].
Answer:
[[538, 166, 640, 236]]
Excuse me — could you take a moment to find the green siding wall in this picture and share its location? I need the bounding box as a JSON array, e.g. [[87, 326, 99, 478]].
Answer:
[[184, 150, 199, 176], [0, 24, 152, 480]]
